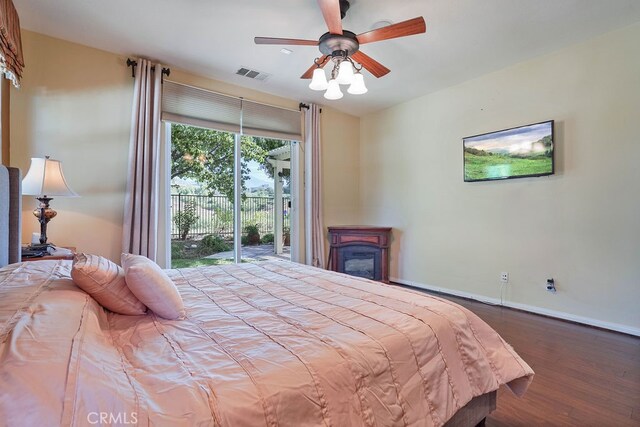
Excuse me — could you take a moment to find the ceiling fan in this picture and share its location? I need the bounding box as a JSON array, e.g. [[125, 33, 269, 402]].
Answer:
[[254, 0, 426, 99]]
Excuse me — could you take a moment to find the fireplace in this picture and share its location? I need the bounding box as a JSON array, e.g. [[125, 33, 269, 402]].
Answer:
[[328, 226, 391, 283], [341, 245, 381, 280]]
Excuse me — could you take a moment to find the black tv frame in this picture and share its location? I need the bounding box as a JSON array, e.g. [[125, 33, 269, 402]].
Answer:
[[463, 120, 555, 183]]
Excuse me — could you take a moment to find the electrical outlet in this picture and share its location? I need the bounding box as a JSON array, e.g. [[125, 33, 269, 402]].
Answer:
[[500, 272, 509, 284], [546, 278, 556, 293]]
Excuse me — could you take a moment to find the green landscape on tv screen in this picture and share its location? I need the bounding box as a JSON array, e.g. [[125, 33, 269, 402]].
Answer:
[[463, 121, 554, 182]]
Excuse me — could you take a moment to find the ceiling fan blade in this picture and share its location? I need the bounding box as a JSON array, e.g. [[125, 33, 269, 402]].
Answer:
[[351, 51, 390, 78], [254, 37, 318, 46], [356, 17, 426, 44], [317, 0, 343, 34], [301, 55, 330, 79]]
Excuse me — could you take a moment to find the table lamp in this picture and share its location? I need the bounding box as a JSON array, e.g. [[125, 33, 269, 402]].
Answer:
[[22, 156, 78, 248]]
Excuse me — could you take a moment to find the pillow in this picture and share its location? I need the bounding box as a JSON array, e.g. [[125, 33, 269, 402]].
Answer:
[[71, 253, 147, 315], [121, 253, 186, 320]]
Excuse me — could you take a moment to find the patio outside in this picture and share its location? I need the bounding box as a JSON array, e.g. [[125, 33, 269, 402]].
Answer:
[[170, 124, 291, 268]]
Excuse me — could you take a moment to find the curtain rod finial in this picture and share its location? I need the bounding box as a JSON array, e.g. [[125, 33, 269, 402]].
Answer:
[[126, 58, 171, 78], [126, 58, 137, 78]]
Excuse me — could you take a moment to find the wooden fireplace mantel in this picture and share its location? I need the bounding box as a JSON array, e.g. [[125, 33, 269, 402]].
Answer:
[[328, 226, 392, 283]]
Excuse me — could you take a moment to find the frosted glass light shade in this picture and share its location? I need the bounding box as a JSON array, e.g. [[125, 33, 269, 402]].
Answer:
[[336, 61, 354, 85], [347, 72, 368, 95], [309, 68, 328, 91], [22, 157, 79, 197], [324, 79, 343, 100]]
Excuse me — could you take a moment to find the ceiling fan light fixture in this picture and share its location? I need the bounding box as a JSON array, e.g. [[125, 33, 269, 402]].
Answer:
[[336, 60, 355, 85], [324, 79, 343, 100], [255, 1, 426, 100], [309, 68, 329, 90], [347, 72, 367, 95]]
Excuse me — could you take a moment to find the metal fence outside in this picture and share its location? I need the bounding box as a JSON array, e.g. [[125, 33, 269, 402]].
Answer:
[[171, 194, 290, 240]]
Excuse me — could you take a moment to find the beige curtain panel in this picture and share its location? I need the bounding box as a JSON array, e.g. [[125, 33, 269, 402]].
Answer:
[[304, 104, 325, 268], [0, 0, 24, 87], [123, 59, 163, 261]]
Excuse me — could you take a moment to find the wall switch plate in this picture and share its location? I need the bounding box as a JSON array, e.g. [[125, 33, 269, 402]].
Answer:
[[500, 272, 509, 283]]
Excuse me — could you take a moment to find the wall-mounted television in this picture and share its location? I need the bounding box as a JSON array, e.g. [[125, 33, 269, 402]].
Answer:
[[463, 120, 554, 182]]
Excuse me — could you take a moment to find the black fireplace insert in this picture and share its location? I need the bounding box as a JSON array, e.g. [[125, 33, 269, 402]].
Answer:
[[338, 245, 382, 281]]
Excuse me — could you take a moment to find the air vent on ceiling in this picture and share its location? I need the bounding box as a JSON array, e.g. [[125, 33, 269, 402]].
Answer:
[[236, 67, 271, 82]]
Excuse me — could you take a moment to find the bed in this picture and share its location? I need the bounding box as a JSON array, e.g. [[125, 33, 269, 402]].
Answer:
[[0, 260, 533, 426], [0, 166, 533, 426]]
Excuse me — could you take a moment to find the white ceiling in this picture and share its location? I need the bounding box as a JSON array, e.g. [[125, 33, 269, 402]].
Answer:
[[15, 0, 640, 116]]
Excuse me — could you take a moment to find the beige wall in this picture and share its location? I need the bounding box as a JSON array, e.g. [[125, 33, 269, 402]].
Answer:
[[359, 23, 640, 334], [320, 107, 361, 231], [11, 31, 132, 261], [11, 30, 360, 262]]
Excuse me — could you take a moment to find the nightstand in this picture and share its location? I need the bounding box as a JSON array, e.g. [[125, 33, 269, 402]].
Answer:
[[21, 246, 76, 262]]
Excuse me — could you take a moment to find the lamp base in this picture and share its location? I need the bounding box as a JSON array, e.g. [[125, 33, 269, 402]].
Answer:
[[32, 196, 57, 245]]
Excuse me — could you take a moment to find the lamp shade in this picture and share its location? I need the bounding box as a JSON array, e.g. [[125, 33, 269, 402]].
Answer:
[[22, 157, 79, 197], [347, 72, 368, 95], [309, 68, 328, 91], [324, 79, 343, 100], [336, 61, 354, 85]]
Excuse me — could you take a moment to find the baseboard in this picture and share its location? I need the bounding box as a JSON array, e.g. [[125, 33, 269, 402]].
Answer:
[[390, 276, 640, 337]]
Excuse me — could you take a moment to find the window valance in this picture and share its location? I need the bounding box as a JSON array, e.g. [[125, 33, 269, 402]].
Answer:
[[0, 0, 24, 87], [162, 80, 302, 141]]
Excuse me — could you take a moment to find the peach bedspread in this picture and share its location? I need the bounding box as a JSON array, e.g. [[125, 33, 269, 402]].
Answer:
[[0, 260, 533, 426]]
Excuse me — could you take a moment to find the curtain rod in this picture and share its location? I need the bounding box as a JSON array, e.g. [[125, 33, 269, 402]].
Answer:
[[126, 58, 171, 78], [299, 103, 322, 113], [164, 79, 301, 114]]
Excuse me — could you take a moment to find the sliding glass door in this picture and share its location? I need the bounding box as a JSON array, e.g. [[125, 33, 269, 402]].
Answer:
[[161, 80, 302, 268], [166, 122, 297, 267], [240, 138, 292, 263], [168, 124, 238, 268]]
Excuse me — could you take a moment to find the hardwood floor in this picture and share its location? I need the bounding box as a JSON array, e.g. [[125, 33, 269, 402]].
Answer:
[[420, 290, 640, 426]]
